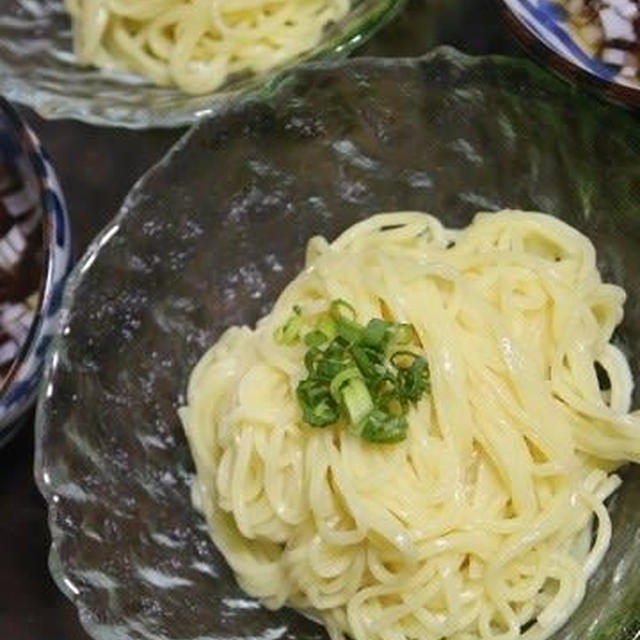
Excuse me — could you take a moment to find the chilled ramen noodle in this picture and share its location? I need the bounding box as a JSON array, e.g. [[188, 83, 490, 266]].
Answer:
[[180, 211, 640, 640], [65, 0, 350, 94]]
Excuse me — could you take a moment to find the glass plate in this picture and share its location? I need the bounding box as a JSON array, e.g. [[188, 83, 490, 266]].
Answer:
[[36, 47, 640, 640], [0, 0, 403, 129]]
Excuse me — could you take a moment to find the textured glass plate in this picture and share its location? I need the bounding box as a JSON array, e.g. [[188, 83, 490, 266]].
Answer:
[[0, 0, 403, 129], [36, 48, 640, 640]]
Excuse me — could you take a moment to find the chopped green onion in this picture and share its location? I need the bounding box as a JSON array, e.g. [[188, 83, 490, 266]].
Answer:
[[315, 342, 350, 380], [297, 379, 339, 427], [304, 330, 329, 348], [394, 352, 430, 404], [351, 345, 381, 379], [330, 299, 363, 344], [359, 409, 409, 443], [329, 366, 363, 402], [317, 314, 337, 341], [362, 318, 394, 350], [334, 315, 363, 344], [304, 347, 321, 374], [274, 305, 303, 345], [330, 299, 357, 321], [287, 299, 430, 444], [341, 377, 374, 429]]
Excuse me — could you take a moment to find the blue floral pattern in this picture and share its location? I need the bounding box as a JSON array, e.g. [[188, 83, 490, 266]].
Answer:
[[0, 98, 72, 441], [503, 0, 640, 98]]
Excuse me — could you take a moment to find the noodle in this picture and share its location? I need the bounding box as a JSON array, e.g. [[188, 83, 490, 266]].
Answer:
[[64, 0, 350, 94], [180, 211, 640, 640]]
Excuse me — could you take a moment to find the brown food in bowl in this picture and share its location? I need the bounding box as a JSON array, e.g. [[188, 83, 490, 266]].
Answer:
[[0, 159, 43, 381], [563, 0, 639, 78]]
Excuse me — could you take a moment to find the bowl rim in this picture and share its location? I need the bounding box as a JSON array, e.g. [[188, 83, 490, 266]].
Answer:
[[0, 0, 406, 130], [0, 97, 72, 438], [497, 0, 640, 109], [33, 46, 640, 640]]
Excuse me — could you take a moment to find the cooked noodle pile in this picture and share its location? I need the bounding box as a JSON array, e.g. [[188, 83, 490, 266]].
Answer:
[[65, 0, 350, 94], [180, 211, 640, 640]]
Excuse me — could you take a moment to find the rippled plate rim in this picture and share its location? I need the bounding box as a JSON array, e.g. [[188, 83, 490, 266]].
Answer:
[[0, 0, 404, 130], [34, 46, 640, 640]]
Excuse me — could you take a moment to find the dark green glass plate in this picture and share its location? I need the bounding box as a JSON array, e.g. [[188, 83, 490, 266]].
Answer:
[[35, 47, 640, 640]]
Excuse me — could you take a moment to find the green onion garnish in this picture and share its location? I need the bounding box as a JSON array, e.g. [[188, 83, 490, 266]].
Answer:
[[276, 300, 430, 443], [274, 305, 303, 345], [361, 318, 394, 350], [304, 330, 329, 348], [341, 377, 374, 428], [330, 299, 364, 344], [317, 314, 337, 341], [359, 410, 409, 443], [296, 378, 339, 427]]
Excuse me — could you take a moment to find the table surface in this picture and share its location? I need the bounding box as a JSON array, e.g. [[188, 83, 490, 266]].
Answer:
[[0, 0, 550, 637]]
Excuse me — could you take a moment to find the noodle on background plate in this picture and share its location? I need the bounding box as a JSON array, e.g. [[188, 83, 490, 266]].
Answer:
[[180, 210, 640, 640], [64, 0, 350, 94]]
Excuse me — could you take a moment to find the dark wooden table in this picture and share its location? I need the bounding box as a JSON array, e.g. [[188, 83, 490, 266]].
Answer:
[[0, 0, 521, 637]]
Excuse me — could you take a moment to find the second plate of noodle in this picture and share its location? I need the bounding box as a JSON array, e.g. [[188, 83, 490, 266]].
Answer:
[[65, 0, 351, 94], [0, 0, 400, 126]]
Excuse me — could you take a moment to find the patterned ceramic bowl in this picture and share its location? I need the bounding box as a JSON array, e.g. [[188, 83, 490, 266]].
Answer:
[[501, 0, 640, 107], [0, 98, 72, 445]]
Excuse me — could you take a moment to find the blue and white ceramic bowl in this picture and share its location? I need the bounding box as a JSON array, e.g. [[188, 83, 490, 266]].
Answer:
[[0, 98, 72, 445], [501, 0, 640, 107]]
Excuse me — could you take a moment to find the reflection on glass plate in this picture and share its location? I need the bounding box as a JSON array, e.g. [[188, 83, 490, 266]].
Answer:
[[0, 0, 403, 129], [36, 47, 640, 640]]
